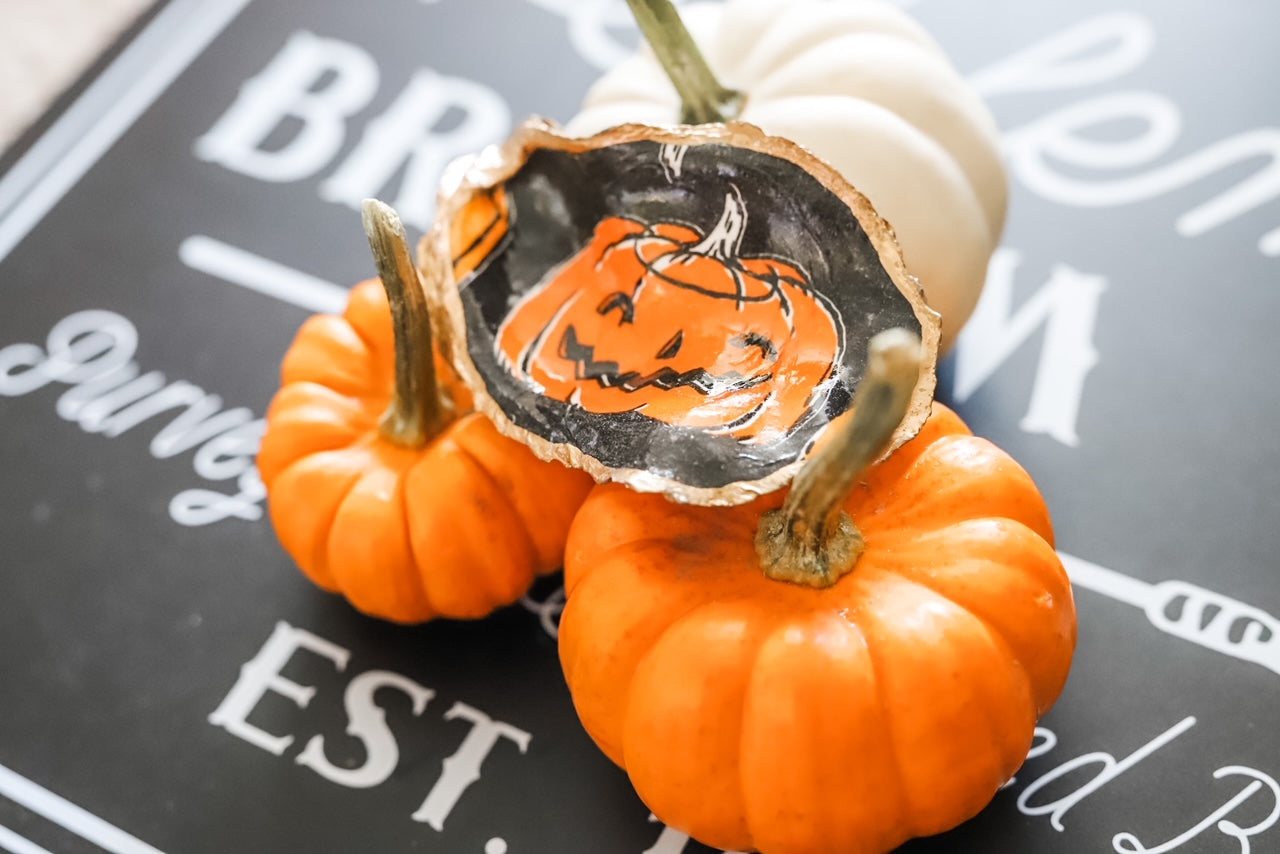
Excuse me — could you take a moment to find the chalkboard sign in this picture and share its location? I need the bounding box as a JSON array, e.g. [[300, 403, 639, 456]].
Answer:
[[1, 1, 1277, 852]]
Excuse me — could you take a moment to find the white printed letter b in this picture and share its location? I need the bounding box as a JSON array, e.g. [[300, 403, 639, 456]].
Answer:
[[195, 31, 378, 182]]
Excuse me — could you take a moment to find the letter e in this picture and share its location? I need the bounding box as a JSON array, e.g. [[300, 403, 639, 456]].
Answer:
[[208, 621, 350, 755]]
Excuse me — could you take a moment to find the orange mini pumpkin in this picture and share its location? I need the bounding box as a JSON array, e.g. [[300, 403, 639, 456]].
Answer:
[[496, 190, 839, 442], [257, 201, 593, 623], [558, 330, 1076, 854]]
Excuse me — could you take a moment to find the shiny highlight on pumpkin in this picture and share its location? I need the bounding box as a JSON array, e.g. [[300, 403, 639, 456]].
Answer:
[[256, 201, 594, 624], [559, 401, 1076, 853]]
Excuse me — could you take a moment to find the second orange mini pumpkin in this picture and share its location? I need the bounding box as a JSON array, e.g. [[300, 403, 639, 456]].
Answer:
[[557, 330, 1076, 854], [257, 201, 594, 623]]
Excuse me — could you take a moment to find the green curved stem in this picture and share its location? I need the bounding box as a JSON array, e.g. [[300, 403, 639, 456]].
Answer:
[[625, 0, 744, 124], [755, 328, 923, 587]]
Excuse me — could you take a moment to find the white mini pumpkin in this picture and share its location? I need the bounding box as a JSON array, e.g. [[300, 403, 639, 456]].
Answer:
[[565, 0, 1006, 352]]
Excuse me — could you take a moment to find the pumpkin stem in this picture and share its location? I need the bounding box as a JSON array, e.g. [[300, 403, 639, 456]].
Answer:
[[362, 198, 452, 447], [689, 188, 746, 260], [625, 0, 744, 124], [755, 328, 923, 588]]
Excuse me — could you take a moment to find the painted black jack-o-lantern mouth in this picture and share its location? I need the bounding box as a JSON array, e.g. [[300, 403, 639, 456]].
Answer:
[[427, 120, 939, 504], [556, 323, 774, 397]]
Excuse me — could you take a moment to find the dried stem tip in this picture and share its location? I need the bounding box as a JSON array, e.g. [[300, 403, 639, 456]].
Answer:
[[755, 328, 923, 587], [625, 0, 744, 124], [362, 198, 452, 446]]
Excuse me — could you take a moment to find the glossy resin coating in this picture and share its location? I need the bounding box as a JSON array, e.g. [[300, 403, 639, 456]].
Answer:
[[426, 120, 939, 505]]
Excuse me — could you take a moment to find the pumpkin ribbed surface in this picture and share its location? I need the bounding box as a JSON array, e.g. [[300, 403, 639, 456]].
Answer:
[[257, 279, 594, 623], [558, 403, 1075, 854]]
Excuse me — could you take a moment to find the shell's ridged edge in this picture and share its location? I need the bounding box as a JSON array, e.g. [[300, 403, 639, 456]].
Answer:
[[418, 117, 941, 507]]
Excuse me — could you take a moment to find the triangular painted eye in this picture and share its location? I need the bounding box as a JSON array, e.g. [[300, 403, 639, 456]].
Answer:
[[596, 291, 636, 324], [655, 330, 684, 360]]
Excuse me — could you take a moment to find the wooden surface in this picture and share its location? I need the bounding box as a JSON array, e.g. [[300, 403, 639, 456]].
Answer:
[[0, 0, 151, 154]]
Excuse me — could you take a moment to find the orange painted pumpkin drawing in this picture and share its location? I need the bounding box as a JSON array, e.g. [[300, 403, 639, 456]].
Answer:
[[451, 185, 509, 282], [495, 189, 841, 442], [427, 122, 939, 503]]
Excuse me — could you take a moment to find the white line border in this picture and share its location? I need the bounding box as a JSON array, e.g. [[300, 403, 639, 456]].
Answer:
[[0, 822, 56, 854], [0, 764, 165, 854], [180, 235, 348, 313], [0, 3, 257, 852], [0, 0, 254, 264], [1060, 552, 1154, 610]]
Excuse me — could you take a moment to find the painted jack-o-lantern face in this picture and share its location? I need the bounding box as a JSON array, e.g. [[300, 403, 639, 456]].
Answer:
[[425, 121, 939, 504], [495, 191, 841, 442]]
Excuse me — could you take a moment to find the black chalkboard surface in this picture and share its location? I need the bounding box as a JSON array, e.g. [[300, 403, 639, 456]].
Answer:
[[1, 1, 1277, 852]]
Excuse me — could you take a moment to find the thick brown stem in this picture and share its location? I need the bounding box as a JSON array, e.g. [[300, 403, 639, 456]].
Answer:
[[755, 328, 923, 587], [362, 198, 452, 446], [625, 0, 744, 124]]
